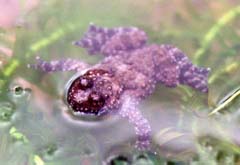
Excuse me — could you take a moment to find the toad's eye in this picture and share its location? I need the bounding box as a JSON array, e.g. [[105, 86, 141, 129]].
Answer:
[[67, 75, 93, 94], [87, 91, 106, 113], [66, 89, 106, 114], [65, 68, 111, 115], [66, 75, 107, 115]]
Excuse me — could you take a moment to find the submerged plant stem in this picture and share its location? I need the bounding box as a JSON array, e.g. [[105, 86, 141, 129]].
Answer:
[[194, 6, 240, 64], [25, 22, 82, 58], [33, 155, 45, 165], [208, 61, 239, 84]]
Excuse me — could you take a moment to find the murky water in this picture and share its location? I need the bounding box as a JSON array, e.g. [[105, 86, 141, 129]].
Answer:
[[1, 0, 240, 164]]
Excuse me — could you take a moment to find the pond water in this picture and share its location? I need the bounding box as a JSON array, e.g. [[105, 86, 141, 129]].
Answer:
[[0, 0, 240, 164]]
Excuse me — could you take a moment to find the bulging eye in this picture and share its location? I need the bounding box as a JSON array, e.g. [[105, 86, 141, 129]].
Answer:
[[64, 68, 116, 116], [65, 69, 109, 115], [87, 91, 106, 113], [67, 89, 106, 115]]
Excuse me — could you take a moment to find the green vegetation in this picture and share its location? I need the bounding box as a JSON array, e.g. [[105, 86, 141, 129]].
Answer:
[[0, 0, 240, 164]]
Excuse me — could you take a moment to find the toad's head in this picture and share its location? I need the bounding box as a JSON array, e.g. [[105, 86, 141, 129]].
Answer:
[[65, 69, 122, 116]]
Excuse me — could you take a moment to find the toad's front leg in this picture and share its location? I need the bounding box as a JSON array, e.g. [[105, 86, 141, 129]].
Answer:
[[28, 56, 90, 73], [118, 95, 151, 150]]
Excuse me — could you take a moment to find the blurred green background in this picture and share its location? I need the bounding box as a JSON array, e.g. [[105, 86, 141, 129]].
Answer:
[[0, 0, 240, 164]]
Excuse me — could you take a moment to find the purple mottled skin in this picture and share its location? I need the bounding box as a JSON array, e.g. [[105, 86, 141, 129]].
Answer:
[[29, 24, 210, 150]]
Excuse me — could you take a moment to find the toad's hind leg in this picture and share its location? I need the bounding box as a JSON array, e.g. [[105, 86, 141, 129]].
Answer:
[[161, 45, 210, 93], [119, 96, 151, 150], [28, 56, 90, 73], [74, 24, 147, 56], [154, 45, 210, 93]]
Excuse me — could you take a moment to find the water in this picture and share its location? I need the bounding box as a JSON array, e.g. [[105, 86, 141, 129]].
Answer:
[[1, 0, 240, 164]]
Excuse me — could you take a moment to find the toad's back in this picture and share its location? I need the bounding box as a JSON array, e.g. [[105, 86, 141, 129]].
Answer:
[[96, 42, 209, 99]]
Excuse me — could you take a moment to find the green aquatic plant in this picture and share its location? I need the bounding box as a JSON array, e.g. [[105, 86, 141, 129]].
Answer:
[[33, 155, 45, 165], [1, 21, 83, 77], [208, 86, 240, 115], [192, 137, 240, 165], [9, 126, 28, 143], [194, 6, 240, 64]]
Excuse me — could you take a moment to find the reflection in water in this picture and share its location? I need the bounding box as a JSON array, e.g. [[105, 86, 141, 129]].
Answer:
[[3, 77, 239, 164], [0, 73, 239, 163]]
